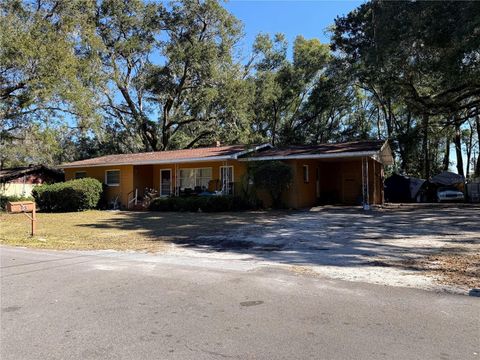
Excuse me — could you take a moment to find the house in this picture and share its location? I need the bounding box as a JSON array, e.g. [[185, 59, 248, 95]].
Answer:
[[0, 165, 64, 197], [61, 140, 393, 209]]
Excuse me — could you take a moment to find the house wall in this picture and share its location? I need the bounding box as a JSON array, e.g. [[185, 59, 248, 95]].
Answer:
[[65, 161, 248, 207], [0, 183, 36, 197], [64, 165, 134, 208], [1, 173, 63, 197], [133, 165, 154, 197], [64, 157, 384, 210]]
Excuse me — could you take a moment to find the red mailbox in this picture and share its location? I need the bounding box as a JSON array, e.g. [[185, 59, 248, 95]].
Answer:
[[6, 201, 37, 236], [7, 201, 35, 213]]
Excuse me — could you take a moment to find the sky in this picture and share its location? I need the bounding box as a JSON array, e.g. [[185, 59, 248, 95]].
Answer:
[[223, 0, 364, 56]]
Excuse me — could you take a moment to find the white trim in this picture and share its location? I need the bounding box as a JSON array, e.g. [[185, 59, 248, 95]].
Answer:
[[232, 143, 273, 159], [159, 168, 172, 196], [220, 165, 234, 195], [105, 169, 120, 186], [240, 151, 378, 162]]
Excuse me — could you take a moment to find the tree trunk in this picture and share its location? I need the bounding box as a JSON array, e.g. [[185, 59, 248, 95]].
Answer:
[[422, 114, 430, 179], [465, 120, 473, 179], [442, 135, 450, 171], [454, 116, 464, 177], [271, 104, 278, 146], [475, 114, 480, 177]]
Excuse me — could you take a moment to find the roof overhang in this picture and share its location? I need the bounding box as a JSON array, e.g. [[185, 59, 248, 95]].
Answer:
[[240, 151, 378, 162], [240, 140, 394, 166], [61, 143, 273, 169], [61, 155, 237, 169]]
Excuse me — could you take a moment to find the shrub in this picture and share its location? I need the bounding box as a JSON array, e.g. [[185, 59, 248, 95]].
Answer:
[[249, 161, 293, 208], [0, 195, 34, 211], [149, 195, 255, 212], [32, 178, 103, 212]]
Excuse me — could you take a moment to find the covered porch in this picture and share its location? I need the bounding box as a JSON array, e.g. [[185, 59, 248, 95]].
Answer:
[[129, 160, 243, 208]]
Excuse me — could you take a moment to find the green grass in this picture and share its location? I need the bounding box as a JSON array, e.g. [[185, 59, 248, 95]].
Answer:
[[0, 210, 255, 251]]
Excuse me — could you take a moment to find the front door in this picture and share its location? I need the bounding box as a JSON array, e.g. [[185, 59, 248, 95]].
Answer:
[[160, 169, 172, 196]]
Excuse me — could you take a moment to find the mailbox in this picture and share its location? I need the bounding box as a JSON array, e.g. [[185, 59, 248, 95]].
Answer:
[[7, 201, 36, 213], [6, 201, 37, 236]]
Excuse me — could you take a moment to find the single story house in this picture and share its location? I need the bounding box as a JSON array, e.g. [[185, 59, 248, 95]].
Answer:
[[61, 140, 393, 209], [0, 165, 64, 197]]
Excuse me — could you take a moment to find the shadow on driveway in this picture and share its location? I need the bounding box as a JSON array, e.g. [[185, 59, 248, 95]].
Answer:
[[78, 206, 480, 290]]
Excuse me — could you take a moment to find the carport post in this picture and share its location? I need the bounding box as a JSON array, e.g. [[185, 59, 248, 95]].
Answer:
[[362, 157, 370, 210]]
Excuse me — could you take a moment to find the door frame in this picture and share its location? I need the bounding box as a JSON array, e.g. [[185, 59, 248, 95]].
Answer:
[[219, 165, 234, 194], [160, 168, 172, 196]]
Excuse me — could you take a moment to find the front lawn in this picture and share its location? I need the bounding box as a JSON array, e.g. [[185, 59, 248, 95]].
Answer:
[[0, 210, 252, 251]]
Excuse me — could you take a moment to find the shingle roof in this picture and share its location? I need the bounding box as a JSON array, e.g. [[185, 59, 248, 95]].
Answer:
[[61, 140, 393, 168], [244, 140, 386, 158], [0, 165, 64, 182], [62, 144, 268, 168]]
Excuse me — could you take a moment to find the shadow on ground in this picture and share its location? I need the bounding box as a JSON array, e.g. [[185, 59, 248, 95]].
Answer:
[[78, 206, 480, 290]]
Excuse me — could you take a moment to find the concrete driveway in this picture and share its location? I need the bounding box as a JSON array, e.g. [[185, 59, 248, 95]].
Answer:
[[1, 246, 479, 360]]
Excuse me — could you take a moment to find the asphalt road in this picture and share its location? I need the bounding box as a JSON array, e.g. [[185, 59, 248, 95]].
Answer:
[[1, 246, 478, 360]]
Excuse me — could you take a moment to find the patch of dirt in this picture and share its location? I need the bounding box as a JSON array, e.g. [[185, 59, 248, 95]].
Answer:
[[289, 265, 322, 278], [401, 252, 480, 289]]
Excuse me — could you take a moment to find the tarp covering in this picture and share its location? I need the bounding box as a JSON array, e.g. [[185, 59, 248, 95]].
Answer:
[[431, 171, 464, 186], [409, 177, 426, 199], [385, 174, 411, 202], [385, 173, 427, 202]]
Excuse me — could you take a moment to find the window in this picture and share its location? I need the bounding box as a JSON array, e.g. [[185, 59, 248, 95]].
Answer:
[[303, 165, 309, 183], [178, 168, 212, 190], [75, 171, 86, 179], [195, 168, 212, 189], [105, 170, 120, 186], [220, 166, 234, 195]]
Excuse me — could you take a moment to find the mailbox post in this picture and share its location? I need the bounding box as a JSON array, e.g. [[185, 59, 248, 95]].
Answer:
[[7, 201, 37, 236]]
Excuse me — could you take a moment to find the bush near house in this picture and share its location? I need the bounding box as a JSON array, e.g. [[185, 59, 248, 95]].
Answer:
[[32, 178, 103, 212], [0, 195, 34, 211], [249, 161, 293, 208], [149, 195, 255, 212]]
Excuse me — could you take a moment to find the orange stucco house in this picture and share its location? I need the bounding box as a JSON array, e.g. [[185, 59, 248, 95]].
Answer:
[[62, 140, 393, 209]]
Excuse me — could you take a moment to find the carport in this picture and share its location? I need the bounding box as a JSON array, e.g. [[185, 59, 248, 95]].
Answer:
[[241, 140, 394, 208]]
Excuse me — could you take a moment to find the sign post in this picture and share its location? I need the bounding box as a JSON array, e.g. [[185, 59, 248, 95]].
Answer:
[[7, 201, 37, 236]]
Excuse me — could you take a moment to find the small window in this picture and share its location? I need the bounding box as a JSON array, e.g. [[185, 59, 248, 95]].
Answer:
[[105, 170, 120, 186], [303, 165, 309, 183], [75, 171, 86, 179]]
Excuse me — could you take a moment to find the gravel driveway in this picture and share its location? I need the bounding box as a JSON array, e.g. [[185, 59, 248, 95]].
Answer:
[[170, 205, 480, 293]]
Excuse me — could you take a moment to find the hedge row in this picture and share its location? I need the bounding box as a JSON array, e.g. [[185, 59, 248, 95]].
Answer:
[[149, 195, 256, 212], [0, 195, 34, 211], [32, 178, 103, 212]]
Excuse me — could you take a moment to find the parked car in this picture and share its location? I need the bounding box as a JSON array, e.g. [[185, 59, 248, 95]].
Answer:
[[436, 187, 464, 202]]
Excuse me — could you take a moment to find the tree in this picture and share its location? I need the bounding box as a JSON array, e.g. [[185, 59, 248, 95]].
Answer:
[[93, 0, 248, 152], [0, 0, 102, 168], [249, 34, 330, 145], [331, 0, 480, 177], [250, 161, 293, 208]]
